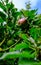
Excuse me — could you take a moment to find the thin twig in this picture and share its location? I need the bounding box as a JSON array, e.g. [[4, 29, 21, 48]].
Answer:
[[0, 38, 5, 46], [3, 39, 20, 51]]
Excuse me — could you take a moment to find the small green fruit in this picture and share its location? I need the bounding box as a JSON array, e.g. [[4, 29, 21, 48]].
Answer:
[[7, 40, 13, 46]]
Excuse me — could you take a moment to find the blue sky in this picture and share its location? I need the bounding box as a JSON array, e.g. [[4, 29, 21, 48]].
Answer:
[[11, 0, 41, 14]]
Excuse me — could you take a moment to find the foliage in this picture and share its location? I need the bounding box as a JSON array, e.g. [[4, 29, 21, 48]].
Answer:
[[0, 0, 41, 65]]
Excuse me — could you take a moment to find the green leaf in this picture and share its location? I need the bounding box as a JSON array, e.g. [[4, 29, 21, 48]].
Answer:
[[0, 2, 6, 12], [0, 52, 20, 60], [6, 3, 14, 10], [0, 11, 6, 21], [10, 42, 29, 52], [19, 59, 41, 65], [19, 33, 28, 41], [5, 0, 9, 3], [20, 51, 32, 58], [0, 51, 33, 60], [30, 27, 39, 40], [37, 37, 41, 44], [0, 17, 4, 22], [21, 9, 29, 17]]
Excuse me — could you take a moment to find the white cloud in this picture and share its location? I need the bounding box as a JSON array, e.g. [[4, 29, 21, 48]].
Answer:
[[13, 0, 26, 10]]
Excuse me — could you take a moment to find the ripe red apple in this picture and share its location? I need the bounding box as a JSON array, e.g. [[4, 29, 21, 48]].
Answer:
[[18, 18, 27, 25]]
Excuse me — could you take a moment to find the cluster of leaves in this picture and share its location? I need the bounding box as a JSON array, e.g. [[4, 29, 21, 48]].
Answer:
[[0, 0, 41, 65]]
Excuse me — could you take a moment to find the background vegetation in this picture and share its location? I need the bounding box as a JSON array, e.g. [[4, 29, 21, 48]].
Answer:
[[0, 0, 41, 65]]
